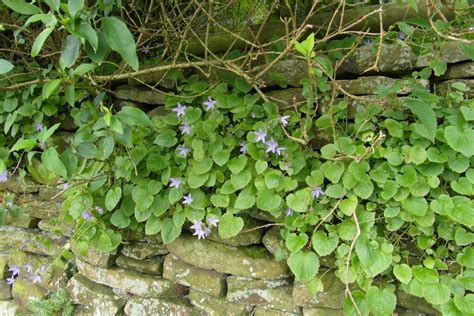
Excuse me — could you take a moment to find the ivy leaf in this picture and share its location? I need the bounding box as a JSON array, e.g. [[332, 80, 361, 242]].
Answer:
[[255, 160, 268, 174], [161, 218, 181, 244], [42, 148, 68, 179], [287, 251, 319, 282], [257, 189, 282, 212], [230, 170, 252, 190], [264, 170, 282, 189], [444, 126, 474, 157], [286, 233, 308, 253], [218, 213, 244, 239], [286, 189, 312, 213], [145, 216, 161, 235], [210, 194, 229, 208], [366, 286, 396, 316], [110, 209, 131, 229], [339, 196, 358, 216], [422, 283, 451, 305], [401, 197, 428, 217], [234, 188, 256, 209], [42, 79, 62, 100], [118, 106, 153, 128], [355, 235, 392, 277], [10, 138, 36, 152], [228, 156, 247, 174], [102, 17, 139, 71], [393, 264, 412, 284], [105, 187, 122, 211], [0, 59, 14, 75], [312, 231, 338, 256], [405, 99, 437, 143]]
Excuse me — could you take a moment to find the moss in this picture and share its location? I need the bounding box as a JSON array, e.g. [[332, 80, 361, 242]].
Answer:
[[243, 245, 268, 259]]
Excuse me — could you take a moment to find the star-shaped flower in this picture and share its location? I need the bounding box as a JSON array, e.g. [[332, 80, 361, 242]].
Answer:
[[207, 217, 219, 227], [253, 128, 267, 143], [0, 170, 8, 183], [183, 193, 193, 205], [190, 220, 202, 231], [285, 208, 294, 216], [276, 146, 286, 156], [203, 97, 216, 111], [34, 123, 44, 132], [24, 263, 33, 274], [179, 122, 192, 135], [239, 142, 247, 154], [169, 177, 181, 188], [193, 226, 211, 240], [177, 145, 190, 157], [172, 103, 187, 118], [312, 187, 324, 198], [6, 277, 15, 285], [279, 115, 290, 127], [81, 211, 94, 220], [32, 273, 42, 284], [265, 138, 279, 154], [9, 265, 20, 277]]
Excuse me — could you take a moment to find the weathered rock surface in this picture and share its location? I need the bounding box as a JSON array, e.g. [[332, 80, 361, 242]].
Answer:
[[113, 85, 167, 105], [440, 61, 474, 80], [72, 243, 117, 268], [0, 281, 12, 300], [207, 219, 263, 247], [11, 277, 46, 308], [38, 186, 66, 201], [416, 41, 472, 67], [2, 175, 38, 194], [303, 307, 344, 316], [336, 76, 428, 96], [19, 198, 62, 219], [0, 300, 21, 315], [0, 227, 66, 256], [127, 67, 177, 89], [123, 229, 163, 244], [292, 270, 345, 309], [253, 59, 308, 88], [254, 306, 302, 316], [5, 213, 40, 229], [76, 259, 187, 298], [0, 254, 8, 279], [163, 255, 225, 297], [188, 289, 252, 315], [265, 88, 306, 109], [227, 276, 298, 312], [435, 79, 474, 97], [124, 297, 202, 316], [66, 274, 124, 316], [116, 255, 164, 276], [396, 290, 440, 315], [262, 227, 283, 255], [38, 218, 74, 237], [120, 241, 167, 260], [167, 235, 289, 279]]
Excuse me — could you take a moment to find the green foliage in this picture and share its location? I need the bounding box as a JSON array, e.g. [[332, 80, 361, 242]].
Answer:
[[29, 289, 74, 316]]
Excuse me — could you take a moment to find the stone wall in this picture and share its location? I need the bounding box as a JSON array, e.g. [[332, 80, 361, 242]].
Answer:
[[0, 41, 472, 315]]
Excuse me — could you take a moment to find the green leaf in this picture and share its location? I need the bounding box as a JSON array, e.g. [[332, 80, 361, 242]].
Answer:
[[68, 0, 84, 16], [405, 99, 437, 142], [264, 170, 282, 189], [105, 187, 122, 211], [325, 184, 346, 198], [76, 22, 99, 51], [188, 173, 209, 189], [286, 233, 309, 253], [255, 160, 268, 174], [118, 106, 153, 128], [154, 131, 177, 148], [422, 283, 451, 305], [457, 247, 474, 269], [257, 189, 282, 212], [210, 194, 229, 208], [355, 235, 392, 277], [402, 197, 428, 217], [287, 251, 319, 282], [453, 294, 474, 314], [3, 0, 42, 15], [42, 148, 67, 178], [312, 231, 338, 256], [42, 79, 62, 100], [32, 25, 56, 57], [231, 170, 252, 190], [73, 63, 96, 76], [321, 161, 344, 183], [393, 264, 412, 284], [228, 156, 247, 174], [110, 209, 131, 229], [286, 189, 312, 213], [0, 59, 14, 75], [212, 150, 230, 166], [161, 218, 181, 244], [444, 126, 474, 157], [234, 77, 252, 93], [145, 216, 161, 235], [366, 286, 396, 316], [192, 158, 213, 175], [102, 17, 139, 71], [218, 213, 244, 239], [234, 188, 256, 209], [60, 35, 81, 68], [339, 196, 358, 216], [10, 138, 36, 152]]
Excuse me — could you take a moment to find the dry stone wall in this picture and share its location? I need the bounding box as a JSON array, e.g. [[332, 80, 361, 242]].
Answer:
[[0, 41, 472, 315]]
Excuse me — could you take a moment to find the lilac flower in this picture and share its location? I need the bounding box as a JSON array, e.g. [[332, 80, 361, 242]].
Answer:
[[207, 217, 219, 227], [183, 193, 193, 205], [142, 45, 150, 54], [285, 208, 294, 216], [179, 122, 192, 135], [0, 170, 8, 183], [24, 263, 33, 274], [203, 97, 216, 111], [9, 265, 20, 277], [32, 273, 42, 284], [39, 265, 48, 273], [312, 187, 324, 198], [34, 123, 44, 132], [283, 163, 289, 171], [6, 277, 15, 285], [177, 145, 190, 157], [81, 211, 94, 220], [265, 138, 279, 154], [279, 115, 290, 127], [399, 31, 406, 40], [192, 222, 211, 240], [172, 103, 187, 118], [275, 146, 286, 156], [190, 220, 202, 231], [62, 182, 69, 190], [169, 177, 181, 188], [363, 38, 373, 46], [253, 128, 267, 143], [239, 142, 247, 155]]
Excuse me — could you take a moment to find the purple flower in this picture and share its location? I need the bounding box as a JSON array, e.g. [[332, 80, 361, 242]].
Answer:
[[312, 187, 324, 198], [192, 222, 211, 240], [6, 277, 15, 285], [399, 31, 406, 40], [183, 193, 193, 205], [265, 138, 279, 154], [24, 263, 33, 274], [172, 103, 187, 118], [142, 45, 150, 54], [62, 182, 69, 190], [9, 265, 20, 277], [169, 177, 181, 188], [207, 217, 219, 227], [81, 211, 94, 220], [275, 146, 286, 156], [279, 115, 290, 127], [203, 97, 216, 111], [32, 273, 42, 284], [179, 122, 192, 135], [363, 38, 373, 46], [239, 142, 247, 155], [177, 145, 190, 157], [0, 170, 8, 183], [285, 208, 294, 216], [190, 220, 202, 231], [34, 123, 44, 132], [253, 128, 267, 143]]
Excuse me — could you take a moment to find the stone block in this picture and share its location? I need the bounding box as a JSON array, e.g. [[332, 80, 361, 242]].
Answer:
[[123, 229, 163, 244], [113, 85, 166, 105], [76, 259, 187, 299], [253, 59, 308, 88], [11, 277, 46, 308], [0, 300, 21, 315], [0, 281, 12, 300], [254, 306, 302, 316], [227, 276, 299, 313], [303, 307, 344, 316], [38, 218, 74, 237], [435, 79, 474, 98], [124, 297, 202, 315], [116, 255, 164, 276], [416, 41, 472, 67], [0, 253, 9, 279], [163, 255, 225, 297], [0, 227, 66, 256], [72, 242, 117, 268], [440, 61, 474, 80], [1, 175, 38, 194], [292, 270, 345, 309], [396, 290, 440, 315], [18, 197, 62, 219], [262, 227, 283, 255], [205, 217, 263, 246], [38, 186, 66, 201], [66, 274, 124, 315], [120, 241, 167, 260], [167, 235, 289, 279], [336, 76, 428, 96], [188, 289, 252, 315]]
